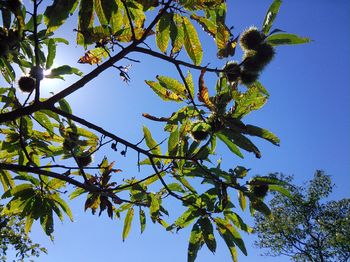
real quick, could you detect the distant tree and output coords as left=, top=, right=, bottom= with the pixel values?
left=0, top=205, right=46, bottom=262
left=254, top=171, right=350, bottom=262
left=0, top=0, right=310, bottom=261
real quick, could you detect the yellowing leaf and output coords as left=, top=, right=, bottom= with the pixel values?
left=197, top=69, right=214, bottom=109
left=145, top=80, right=183, bottom=102
left=156, top=12, right=171, bottom=53
left=182, top=16, right=203, bottom=65
left=122, top=207, right=134, bottom=241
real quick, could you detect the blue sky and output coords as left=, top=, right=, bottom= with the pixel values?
left=2, top=1, right=350, bottom=261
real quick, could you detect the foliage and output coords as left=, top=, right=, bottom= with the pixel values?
left=0, top=0, right=309, bottom=261
left=0, top=205, right=46, bottom=262
left=253, top=171, right=350, bottom=262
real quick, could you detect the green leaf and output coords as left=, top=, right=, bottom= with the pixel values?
left=174, top=208, right=198, bottom=229
left=94, top=0, right=118, bottom=25
left=145, top=80, right=183, bottom=102
left=139, top=208, right=146, bottom=234
left=44, top=0, right=79, bottom=33
left=166, top=182, right=184, bottom=193
left=143, top=125, right=162, bottom=155
left=268, top=184, right=293, bottom=198
left=266, top=33, right=312, bottom=46
left=244, top=125, right=280, bottom=146
left=156, top=12, right=171, bottom=53
left=168, top=126, right=179, bottom=156
left=0, top=170, right=14, bottom=191
left=250, top=199, right=271, bottom=217
left=262, top=0, right=282, bottom=35
left=232, top=85, right=268, bottom=118
left=170, top=13, right=184, bottom=56
left=34, top=111, right=54, bottom=134
left=58, top=99, right=72, bottom=114
left=51, top=194, right=73, bottom=221
left=198, top=217, right=216, bottom=253
left=77, top=0, right=95, bottom=45
left=157, top=75, right=187, bottom=98
left=224, top=211, right=253, bottom=233
left=215, top=217, right=247, bottom=256
left=190, top=14, right=217, bottom=38
left=46, top=65, right=83, bottom=79
left=187, top=222, right=204, bottom=262
left=122, top=207, right=134, bottom=241
left=215, top=219, right=238, bottom=262
left=69, top=188, right=87, bottom=200
left=238, top=190, right=246, bottom=211
left=46, top=39, right=57, bottom=70
left=217, top=132, right=244, bottom=158
left=182, top=16, right=203, bottom=65
left=25, top=216, right=34, bottom=234
left=185, top=71, right=195, bottom=99
left=149, top=193, right=160, bottom=223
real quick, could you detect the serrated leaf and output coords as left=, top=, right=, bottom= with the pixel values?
left=198, top=69, right=214, bottom=109
left=25, top=216, right=34, bottom=234
left=139, top=208, right=146, bottom=233
left=188, top=222, right=204, bottom=262
left=44, top=0, right=79, bottom=33
left=170, top=13, right=184, bottom=56
left=185, top=71, right=195, bottom=99
left=250, top=198, right=271, bottom=217
left=58, top=99, right=72, bottom=114
left=34, top=111, right=54, bottom=134
left=166, top=182, right=184, bottom=193
left=143, top=125, right=162, bottom=155
left=94, top=0, right=118, bottom=25
left=268, top=184, right=293, bottom=198
left=174, top=208, right=198, bottom=229
left=122, top=207, right=134, bottom=241
left=145, top=80, right=183, bottom=102
left=217, top=132, right=244, bottom=158
left=190, top=14, right=217, bottom=38
left=69, top=187, right=87, bottom=200
left=51, top=193, right=73, bottom=221
left=168, top=126, right=179, bottom=156
left=149, top=193, right=160, bottom=223
left=238, top=190, right=246, bottom=211
left=244, top=125, right=280, bottom=146
left=157, top=75, right=187, bottom=98
left=183, top=16, right=203, bottom=65
left=266, top=33, right=312, bottom=46
left=199, top=217, right=216, bottom=253
left=0, top=170, right=14, bottom=191
left=215, top=218, right=238, bottom=262
left=46, top=65, right=83, bottom=79
left=215, top=217, right=247, bottom=256
left=46, top=39, right=56, bottom=70
left=262, top=0, right=282, bottom=35
left=224, top=211, right=253, bottom=233
left=156, top=12, right=171, bottom=53
left=77, top=0, right=95, bottom=45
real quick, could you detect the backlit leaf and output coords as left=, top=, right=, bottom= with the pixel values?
left=143, top=125, right=162, bottom=155
left=266, top=33, right=312, bottom=46
left=156, top=12, right=171, bottom=53
left=145, top=80, right=183, bottom=102
left=217, top=132, right=243, bottom=158
left=183, top=16, right=203, bottom=65
left=199, top=217, right=216, bottom=253
left=139, top=208, right=146, bottom=233
left=44, top=0, right=78, bottom=33
left=122, top=207, right=134, bottom=241
left=262, top=0, right=282, bottom=35
left=188, top=221, right=204, bottom=262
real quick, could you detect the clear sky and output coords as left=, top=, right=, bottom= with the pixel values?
left=3, top=1, right=350, bottom=262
